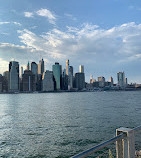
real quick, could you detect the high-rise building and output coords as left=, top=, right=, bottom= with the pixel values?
left=38, top=58, right=44, bottom=75
left=42, top=70, right=54, bottom=91
left=20, top=66, right=23, bottom=78
left=22, top=70, right=36, bottom=91
left=27, top=61, right=30, bottom=70
left=69, top=66, right=73, bottom=89
left=117, top=72, right=126, bottom=88
left=9, top=61, right=19, bottom=92
left=62, top=68, right=68, bottom=90
left=90, top=75, right=96, bottom=84
left=0, top=74, right=3, bottom=92
left=98, top=76, right=105, bottom=87
left=3, top=71, right=9, bottom=92
left=30, top=62, right=38, bottom=75
left=52, top=62, right=61, bottom=90
left=66, top=59, right=69, bottom=75
left=79, top=65, right=84, bottom=73
left=75, top=72, right=85, bottom=90
left=109, top=77, right=114, bottom=86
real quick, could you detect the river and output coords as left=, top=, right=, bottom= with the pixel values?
left=0, top=91, right=141, bottom=157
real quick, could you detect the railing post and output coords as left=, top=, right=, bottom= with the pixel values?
left=116, top=129, right=123, bottom=158
left=116, top=127, right=135, bottom=158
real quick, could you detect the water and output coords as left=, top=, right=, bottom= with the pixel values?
left=0, top=91, right=141, bottom=157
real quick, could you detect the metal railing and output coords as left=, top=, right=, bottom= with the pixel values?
left=71, top=125, right=141, bottom=158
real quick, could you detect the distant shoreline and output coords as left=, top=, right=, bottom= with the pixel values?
left=0, top=88, right=141, bottom=94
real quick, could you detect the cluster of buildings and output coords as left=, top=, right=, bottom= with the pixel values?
left=0, top=59, right=85, bottom=92
left=86, top=72, right=128, bottom=91
left=0, top=58, right=140, bottom=93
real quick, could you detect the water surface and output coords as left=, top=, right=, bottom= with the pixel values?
left=0, top=91, right=141, bottom=157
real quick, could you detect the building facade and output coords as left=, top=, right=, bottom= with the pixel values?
left=30, top=62, right=38, bottom=75
left=9, top=61, right=19, bottom=92
left=117, top=72, right=126, bottom=88
left=42, top=70, right=54, bottom=91
left=79, top=65, right=84, bottom=73
left=75, top=72, right=85, bottom=90
left=52, top=62, right=61, bottom=90
left=38, top=58, right=44, bottom=75
left=109, top=76, right=114, bottom=86
left=66, top=59, right=69, bottom=76
left=98, top=76, right=105, bottom=87
left=22, top=70, right=36, bottom=91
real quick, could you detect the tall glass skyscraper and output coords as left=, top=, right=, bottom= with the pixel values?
left=38, top=58, right=44, bottom=75
left=30, top=62, right=38, bottom=75
left=9, top=61, right=19, bottom=92
left=66, top=59, right=69, bottom=76
left=52, top=62, right=61, bottom=90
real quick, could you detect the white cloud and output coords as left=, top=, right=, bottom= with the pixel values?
left=0, top=21, right=22, bottom=26
left=13, top=22, right=22, bottom=26
left=1, top=22, right=141, bottom=82
left=0, top=22, right=10, bottom=25
left=36, top=8, right=56, bottom=24
left=24, top=12, right=34, bottom=18
left=15, top=22, right=141, bottom=64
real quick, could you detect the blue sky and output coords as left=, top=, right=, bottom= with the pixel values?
left=1, top=0, right=141, bottom=83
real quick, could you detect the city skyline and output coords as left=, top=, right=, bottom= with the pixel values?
left=1, top=0, right=141, bottom=83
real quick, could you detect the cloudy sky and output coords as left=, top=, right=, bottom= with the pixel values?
left=1, top=0, right=141, bottom=83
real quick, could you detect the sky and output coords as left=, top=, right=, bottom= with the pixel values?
left=1, top=0, right=141, bottom=83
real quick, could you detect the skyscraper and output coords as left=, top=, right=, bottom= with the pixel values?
left=20, top=66, right=23, bottom=78
left=27, top=61, right=30, bottom=70
left=66, top=59, right=69, bottom=75
left=22, top=70, right=36, bottom=91
left=117, top=72, right=126, bottom=88
left=30, top=62, right=38, bottom=75
left=3, top=71, right=9, bottom=92
left=38, top=58, right=44, bottom=75
left=69, top=66, right=73, bottom=89
left=79, top=65, right=84, bottom=73
left=109, top=77, right=114, bottom=86
left=52, top=62, right=61, bottom=90
left=42, top=70, right=54, bottom=91
left=9, top=61, right=19, bottom=92
left=75, top=72, right=85, bottom=90
left=98, top=76, right=105, bottom=87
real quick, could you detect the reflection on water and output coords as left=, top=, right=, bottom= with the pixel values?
left=0, top=91, right=141, bottom=157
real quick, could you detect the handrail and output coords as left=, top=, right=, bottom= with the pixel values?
left=71, top=133, right=125, bottom=158
left=133, top=125, right=141, bottom=132
left=71, top=126, right=141, bottom=158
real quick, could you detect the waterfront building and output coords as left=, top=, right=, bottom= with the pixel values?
left=75, top=72, right=85, bottom=90
left=30, top=62, right=38, bottom=90
left=42, top=70, right=54, bottom=91
left=109, top=77, right=114, bottom=86
left=3, top=71, right=9, bottom=91
left=38, top=58, right=44, bottom=75
left=9, top=61, right=19, bottom=92
left=20, top=66, right=23, bottom=78
left=98, top=76, right=105, bottom=87
left=0, top=74, right=3, bottom=92
left=36, top=74, right=42, bottom=91
left=52, top=62, right=61, bottom=90
left=117, top=72, right=126, bottom=88
left=66, top=59, right=69, bottom=76
left=22, top=70, right=36, bottom=91
left=62, top=68, right=68, bottom=90
left=90, top=75, right=96, bottom=84
left=69, top=66, right=73, bottom=89
left=79, top=65, right=84, bottom=73
left=30, top=62, right=38, bottom=75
